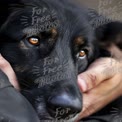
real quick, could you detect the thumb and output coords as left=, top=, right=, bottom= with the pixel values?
left=78, top=58, right=118, bottom=92
left=0, top=54, right=20, bottom=90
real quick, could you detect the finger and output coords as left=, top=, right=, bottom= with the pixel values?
left=78, top=58, right=119, bottom=92
left=0, top=54, right=20, bottom=90
left=77, top=74, right=122, bottom=120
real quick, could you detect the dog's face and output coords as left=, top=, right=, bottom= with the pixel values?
left=0, top=0, right=99, bottom=121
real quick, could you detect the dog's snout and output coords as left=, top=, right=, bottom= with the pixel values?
left=47, top=92, right=82, bottom=119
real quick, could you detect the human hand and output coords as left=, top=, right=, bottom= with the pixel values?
left=77, top=57, right=122, bottom=120
left=0, top=54, right=19, bottom=90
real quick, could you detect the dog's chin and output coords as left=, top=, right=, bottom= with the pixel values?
left=36, top=104, right=80, bottom=121
left=37, top=109, right=80, bottom=121
left=39, top=114, right=79, bottom=122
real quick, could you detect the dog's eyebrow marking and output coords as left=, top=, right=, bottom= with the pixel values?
left=50, top=28, right=58, bottom=39
left=75, top=36, right=85, bottom=45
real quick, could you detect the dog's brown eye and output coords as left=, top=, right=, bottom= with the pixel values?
left=75, top=36, right=84, bottom=45
left=28, top=37, right=40, bottom=45
left=77, top=50, right=86, bottom=59
left=79, top=50, right=86, bottom=57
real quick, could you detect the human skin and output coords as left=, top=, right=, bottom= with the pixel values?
left=77, top=44, right=122, bottom=120
left=0, top=54, right=19, bottom=90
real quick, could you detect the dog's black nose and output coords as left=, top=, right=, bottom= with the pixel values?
left=47, top=92, right=82, bottom=119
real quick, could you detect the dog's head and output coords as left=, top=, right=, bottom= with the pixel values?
left=1, top=0, right=120, bottom=121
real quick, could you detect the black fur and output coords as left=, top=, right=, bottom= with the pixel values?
left=0, top=0, right=122, bottom=121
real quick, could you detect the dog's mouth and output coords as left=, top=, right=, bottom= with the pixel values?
left=38, top=113, right=79, bottom=122
left=35, top=105, right=80, bottom=121
left=21, top=88, right=81, bottom=121
left=35, top=100, right=80, bottom=121
left=47, top=108, right=79, bottom=120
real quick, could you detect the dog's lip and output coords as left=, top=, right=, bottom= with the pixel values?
left=46, top=108, right=79, bottom=122
left=66, top=114, right=79, bottom=122
left=50, top=114, right=79, bottom=122
left=39, top=114, right=79, bottom=122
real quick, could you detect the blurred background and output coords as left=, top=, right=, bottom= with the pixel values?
left=76, top=0, right=122, bottom=21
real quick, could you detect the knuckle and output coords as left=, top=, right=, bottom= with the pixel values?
left=85, top=73, right=97, bottom=89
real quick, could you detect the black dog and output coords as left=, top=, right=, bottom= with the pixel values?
left=0, top=0, right=122, bottom=121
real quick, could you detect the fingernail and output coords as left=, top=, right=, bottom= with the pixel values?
left=78, top=76, right=87, bottom=92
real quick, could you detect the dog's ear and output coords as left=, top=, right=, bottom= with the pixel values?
left=95, top=21, right=122, bottom=58
left=95, top=21, right=122, bottom=50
